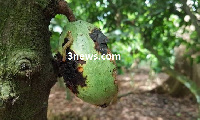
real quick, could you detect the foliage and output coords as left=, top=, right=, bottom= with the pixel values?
left=50, top=0, right=199, bottom=73
left=49, top=0, right=200, bottom=117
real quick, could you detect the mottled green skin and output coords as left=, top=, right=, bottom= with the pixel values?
left=61, top=20, right=118, bottom=106
left=80, top=59, right=117, bottom=106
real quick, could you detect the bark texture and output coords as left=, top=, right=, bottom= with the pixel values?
left=0, top=0, right=57, bottom=119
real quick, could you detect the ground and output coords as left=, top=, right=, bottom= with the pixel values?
left=48, top=68, right=198, bottom=120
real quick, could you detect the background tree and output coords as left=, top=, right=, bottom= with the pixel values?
left=50, top=0, right=200, bottom=114
left=50, top=0, right=200, bottom=97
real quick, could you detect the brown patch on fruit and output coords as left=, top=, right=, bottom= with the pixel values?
left=112, top=68, right=118, bottom=85
left=57, top=49, right=87, bottom=94
left=77, top=66, right=83, bottom=73
left=105, top=49, right=118, bottom=86
left=89, top=28, right=108, bottom=55
left=107, top=49, right=116, bottom=64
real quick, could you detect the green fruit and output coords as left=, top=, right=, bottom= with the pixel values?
left=59, top=20, right=118, bottom=107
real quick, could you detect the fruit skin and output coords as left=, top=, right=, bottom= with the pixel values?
left=59, top=20, right=118, bottom=107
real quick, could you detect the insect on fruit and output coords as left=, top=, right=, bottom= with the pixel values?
left=58, top=20, right=118, bottom=107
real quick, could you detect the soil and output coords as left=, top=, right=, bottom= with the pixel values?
left=48, top=68, right=198, bottom=120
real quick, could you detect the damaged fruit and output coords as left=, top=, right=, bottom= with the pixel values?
left=59, top=20, right=118, bottom=107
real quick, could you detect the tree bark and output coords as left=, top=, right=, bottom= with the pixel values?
left=0, top=0, right=58, bottom=119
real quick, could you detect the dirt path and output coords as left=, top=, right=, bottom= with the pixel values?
left=48, top=69, right=198, bottom=120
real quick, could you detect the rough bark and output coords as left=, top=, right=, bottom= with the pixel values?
left=0, top=0, right=58, bottom=119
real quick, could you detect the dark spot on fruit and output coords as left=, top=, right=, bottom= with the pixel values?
left=55, top=50, right=87, bottom=94
left=98, top=103, right=108, bottom=108
left=62, top=38, right=69, bottom=47
left=104, top=88, right=107, bottom=92
left=89, top=28, right=108, bottom=54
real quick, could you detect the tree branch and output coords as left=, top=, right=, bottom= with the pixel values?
left=57, top=0, right=76, bottom=22
left=118, top=91, right=134, bottom=99
left=43, top=0, right=76, bottom=21
left=180, top=0, right=200, bottom=39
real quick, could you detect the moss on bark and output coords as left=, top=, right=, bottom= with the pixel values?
left=0, top=0, right=57, bottom=119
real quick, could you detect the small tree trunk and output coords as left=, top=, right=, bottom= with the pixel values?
left=0, top=0, right=57, bottom=119
left=153, top=45, right=200, bottom=98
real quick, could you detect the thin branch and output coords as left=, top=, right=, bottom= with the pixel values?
left=180, top=0, right=200, bottom=39
left=57, top=0, right=76, bottom=22
left=117, top=91, right=134, bottom=99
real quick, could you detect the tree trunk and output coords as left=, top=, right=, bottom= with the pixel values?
left=153, top=45, right=200, bottom=98
left=0, top=0, right=57, bottom=119
left=162, top=45, right=192, bottom=97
